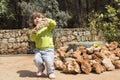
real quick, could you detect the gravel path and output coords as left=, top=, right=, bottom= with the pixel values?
left=0, top=55, right=120, bottom=80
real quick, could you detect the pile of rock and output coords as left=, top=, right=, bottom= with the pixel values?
left=54, top=41, right=120, bottom=74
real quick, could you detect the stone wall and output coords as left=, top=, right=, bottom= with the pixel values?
left=0, top=29, right=30, bottom=54
left=53, top=28, right=104, bottom=49
left=0, top=28, right=104, bottom=54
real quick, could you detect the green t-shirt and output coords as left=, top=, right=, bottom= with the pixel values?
left=30, top=18, right=56, bottom=50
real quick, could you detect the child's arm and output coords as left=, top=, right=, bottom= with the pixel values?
left=47, top=18, right=56, bottom=30
left=30, top=29, right=37, bottom=41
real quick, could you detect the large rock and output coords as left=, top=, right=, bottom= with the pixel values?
left=113, top=60, right=120, bottom=69
left=81, top=61, right=92, bottom=74
left=102, top=58, right=115, bottom=71
left=92, top=62, right=106, bottom=74
left=63, top=58, right=81, bottom=74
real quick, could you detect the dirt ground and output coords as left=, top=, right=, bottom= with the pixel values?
left=0, top=54, right=120, bottom=80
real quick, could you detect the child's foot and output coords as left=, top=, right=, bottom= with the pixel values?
left=36, top=71, right=43, bottom=77
left=49, top=73, right=56, bottom=79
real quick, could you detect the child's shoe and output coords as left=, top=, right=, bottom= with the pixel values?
left=36, top=71, right=43, bottom=77
left=49, top=73, right=56, bottom=79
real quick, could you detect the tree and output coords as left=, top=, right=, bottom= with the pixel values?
left=42, top=0, right=71, bottom=28
left=88, top=0, right=120, bottom=44
left=0, top=0, right=15, bottom=29
left=0, top=0, right=8, bottom=15
left=18, top=0, right=42, bottom=28
left=18, top=0, right=71, bottom=28
left=1, top=0, right=119, bottom=29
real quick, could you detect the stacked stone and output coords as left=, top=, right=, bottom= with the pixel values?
left=53, top=28, right=104, bottom=49
left=0, top=28, right=103, bottom=54
left=0, top=29, right=30, bottom=54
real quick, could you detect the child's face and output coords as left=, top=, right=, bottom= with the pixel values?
left=33, top=17, right=43, bottom=25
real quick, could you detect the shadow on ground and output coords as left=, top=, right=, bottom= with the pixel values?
left=17, top=70, right=48, bottom=78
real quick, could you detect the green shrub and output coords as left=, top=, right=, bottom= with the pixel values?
left=88, top=0, right=120, bottom=46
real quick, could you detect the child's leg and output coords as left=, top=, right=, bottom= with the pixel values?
left=34, top=50, right=45, bottom=72
left=42, top=48, right=55, bottom=75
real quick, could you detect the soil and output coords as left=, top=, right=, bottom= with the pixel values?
left=0, top=54, right=120, bottom=80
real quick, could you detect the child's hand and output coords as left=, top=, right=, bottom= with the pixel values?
left=32, top=28, right=37, bottom=34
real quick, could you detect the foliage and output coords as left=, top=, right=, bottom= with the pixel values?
left=0, top=0, right=8, bottom=15
left=0, top=0, right=119, bottom=29
left=18, top=0, right=42, bottom=16
left=42, top=0, right=71, bottom=28
left=88, top=0, right=120, bottom=44
left=0, top=0, right=14, bottom=19
left=18, top=0, right=43, bottom=28
left=18, top=0, right=71, bottom=28
left=0, top=0, right=15, bottom=29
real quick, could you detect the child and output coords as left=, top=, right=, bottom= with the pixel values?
left=29, top=11, right=56, bottom=79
